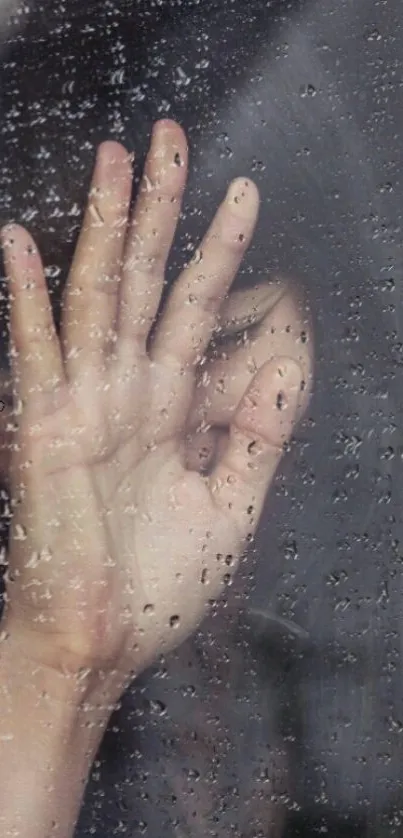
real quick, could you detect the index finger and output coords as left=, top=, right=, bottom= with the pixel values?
left=150, top=177, right=260, bottom=369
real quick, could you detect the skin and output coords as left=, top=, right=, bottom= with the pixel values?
left=0, top=119, right=312, bottom=838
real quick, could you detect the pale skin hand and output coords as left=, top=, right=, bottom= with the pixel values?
left=0, top=119, right=312, bottom=698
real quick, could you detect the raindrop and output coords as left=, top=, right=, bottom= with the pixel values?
left=251, top=158, right=266, bottom=172
left=365, top=27, right=382, bottom=42
left=381, top=277, right=395, bottom=292
left=276, top=391, right=284, bottom=410
left=169, top=614, right=180, bottom=628
left=299, top=83, right=317, bottom=98
left=44, top=265, right=61, bottom=279
left=215, top=378, right=225, bottom=393
left=88, top=204, right=105, bottom=226
left=143, top=174, right=155, bottom=193
left=13, top=523, right=27, bottom=541
left=191, top=248, right=203, bottom=264
left=148, top=698, right=166, bottom=716
left=143, top=603, right=154, bottom=615
left=180, top=683, right=196, bottom=697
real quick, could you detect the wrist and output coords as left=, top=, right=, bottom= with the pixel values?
left=0, top=633, right=113, bottom=838
left=0, top=619, right=129, bottom=734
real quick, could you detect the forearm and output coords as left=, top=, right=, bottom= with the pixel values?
left=0, top=630, right=118, bottom=838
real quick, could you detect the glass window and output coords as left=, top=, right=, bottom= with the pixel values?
left=0, top=1, right=401, bottom=836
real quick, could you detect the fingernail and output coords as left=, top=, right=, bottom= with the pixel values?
left=226, top=178, right=259, bottom=216
left=274, top=358, right=304, bottom=436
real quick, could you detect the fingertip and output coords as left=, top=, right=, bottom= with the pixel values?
left=152, top=118, right=187, bottom=139
left=151, top=119, right=189, bottom=165
left=0, top=225, right=39, bottom=267
left=95, top=141, right=134, bottom=175
left=226, top=177, right=260, bottom=214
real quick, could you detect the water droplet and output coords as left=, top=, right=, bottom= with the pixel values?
left=379, top=181, right=393, bottom=194
left=251, top=158, right=266, bottom=172
left=299, top=83, right=317, bottom=98
left=365, top=27, right=382, bottom=42
left=191, top=248, right=203, bottom=264
left=180, top=683, right=196, bottom=697
left=169, top=614, right=180, bottom=628
left=276, top=391, right=284, bottom=410
left=149, top=698, right=166, bottom=716
left=13, top=523, right=27, bottom=541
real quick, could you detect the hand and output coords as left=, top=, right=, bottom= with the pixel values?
left=0, top=120, right=312, bottom=699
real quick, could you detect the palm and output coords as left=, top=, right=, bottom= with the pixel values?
left=1, top=121, right=310, bottom=682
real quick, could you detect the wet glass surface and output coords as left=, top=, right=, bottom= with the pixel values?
left=0, top=1, right=403, bottom=836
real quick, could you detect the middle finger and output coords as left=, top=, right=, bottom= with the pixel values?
left=117, top=120, right=188, bottom=355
